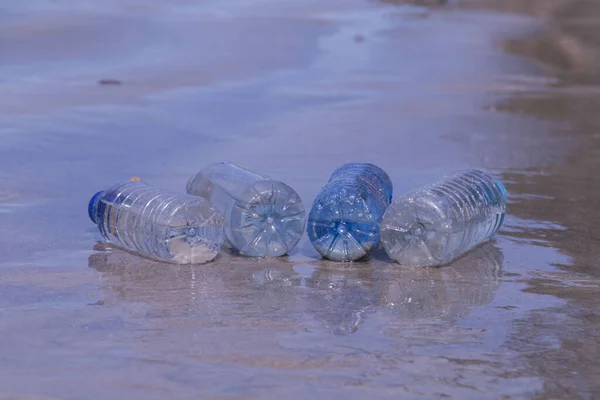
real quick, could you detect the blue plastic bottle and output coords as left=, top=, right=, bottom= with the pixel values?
left=307, top=163, right=393, bottom=261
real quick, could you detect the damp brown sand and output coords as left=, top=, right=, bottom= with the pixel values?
left=1, top=0, right=600, bottom=398
left=461, top=0, right=600, bottom=398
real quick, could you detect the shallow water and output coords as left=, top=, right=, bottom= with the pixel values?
left=1, top=0, right=599, bottom=398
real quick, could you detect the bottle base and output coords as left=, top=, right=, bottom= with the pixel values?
left=308, top=186, right=381, bottom=262
left=381, top=201, right=452, bottom=267
left=227, top=180, right=306, bottom=258
left=309, top=222, right=376, bottom=262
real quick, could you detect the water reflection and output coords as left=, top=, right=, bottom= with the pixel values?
left=302, top=263, right=378, bottom=335
left=304, top=243, right=502, bottom=335
left=380, top=244, right=503, bottom=320
left=89, top=241, right=503, bottom=336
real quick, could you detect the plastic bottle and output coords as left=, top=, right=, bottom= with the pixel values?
left=88, top=181, right=225, bottom=264
left=186, top=162, right=306, bottom=257
left=307, top=163, right=393, bottom=262
left=380, top=169, right=506, bottom=267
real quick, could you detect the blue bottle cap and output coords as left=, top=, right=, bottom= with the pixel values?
left=88, top=191, right=104, bottom=224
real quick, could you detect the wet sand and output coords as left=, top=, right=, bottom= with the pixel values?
left=1, top=0, right=600, bottom=398
left=463, top=1, right=600, bottom=398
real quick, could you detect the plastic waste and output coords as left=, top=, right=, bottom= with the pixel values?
left=380, top=169, right=506, bottom=267
left=88, top=180, right=224, bottom=264
left=186, top=162, right=306, bottom=257
left=307, top=163, right=393, bottom=261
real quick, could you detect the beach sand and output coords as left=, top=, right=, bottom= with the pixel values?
left=0, top=0, right=599, bottom=398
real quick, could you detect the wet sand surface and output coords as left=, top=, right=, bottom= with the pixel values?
left=1, top=0, right=599, bottom=398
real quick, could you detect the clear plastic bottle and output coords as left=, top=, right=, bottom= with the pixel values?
left=186, top=162, right=306, bottom=257
left=88, top=181, right=225, bottom=264
left=307, top=163, right=393, bottom=262
left=380, top=169, right=507, bottom=267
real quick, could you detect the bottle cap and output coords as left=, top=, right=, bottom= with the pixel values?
left=88, top=191, right=104, bottom=224
left=493, top=179, right=508, bottom=202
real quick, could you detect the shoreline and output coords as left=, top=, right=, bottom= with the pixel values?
left=463, top=0, right=600, bottom=85
left=462, top=1, right=600, bottom=397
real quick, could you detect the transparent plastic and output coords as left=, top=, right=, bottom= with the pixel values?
left=88, top=181, right=225, bottom=264
left=380, top=169, right=507, bottom=267
left=307, top=163, right=393, bottom=261
left=186, top=162, right=306, bottom=257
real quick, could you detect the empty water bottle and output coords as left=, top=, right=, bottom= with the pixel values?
left=186, top=162, right=306, bottom=257
left=307, top=163, right=393, bottom=262
left=88, top=181, right=225, bottom=264
left=380, top=169, right=506, bottom=267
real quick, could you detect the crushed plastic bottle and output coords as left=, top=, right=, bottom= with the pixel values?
left=88, top=181, right=224, bottom=264
left=380, top=169, right=506, bottom=267
left=186, top=162, right=306, bottom=257
left=307, top=163, right=393, bottom=262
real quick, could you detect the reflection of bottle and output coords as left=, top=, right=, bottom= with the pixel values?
left=89, top=181, right=224, bottom=264
left=251, top=267, right=303, bottom=288
left=247, top=263, right=377, bottom=335
left=187, top=162, right=306, bottom=258
left=303, top=265, right=377, bottom=335
left=377, top=243, right=503, bottom=321
left=88, top=243, right=204, bottom=290
left=307, top=163, right=393, bottom=262
left=381, top=169, right=506, bottom=267
left=88, top=245, right=302, bottom=319
left=88, top=243, right=232, bottom=321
